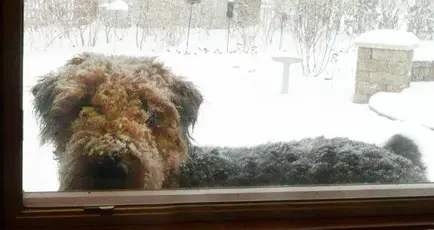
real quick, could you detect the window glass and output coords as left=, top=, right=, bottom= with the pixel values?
left=23, top=0, right=434, bottom=193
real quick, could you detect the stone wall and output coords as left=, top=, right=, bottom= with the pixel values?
left=352, top=30, right=420, bottom=104
left=411, top=60, right=434, bottom=81
left=353, top=47, right=414, bottom=103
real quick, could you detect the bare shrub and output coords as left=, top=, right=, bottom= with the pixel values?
left=71, top=0, right=99, bottom=47
left=286, top=0, right=344, bottom=77
left=131, top=0, right=151, bottom=50
left=150, top=0, right=188, bottom=48
left=232, top=0, right=262, bottom=52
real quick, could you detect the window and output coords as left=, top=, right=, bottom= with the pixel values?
left=3, top=0, right=434, bottom=229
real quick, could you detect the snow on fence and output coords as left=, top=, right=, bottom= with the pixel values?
left=411, top=61, right=434, bottom=82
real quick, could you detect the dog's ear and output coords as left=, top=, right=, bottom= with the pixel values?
left=31, top=51, right=94, bottom=132
left=31, top=73, right=59, bottom=145
left=383, top=134, right=425, bottom=170
left=170, top=77, right=203, bottom=139
left=31, top=52, right=92, bottom=116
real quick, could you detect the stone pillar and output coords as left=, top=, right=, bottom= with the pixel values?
left=352, top=30, right=420, bottom=104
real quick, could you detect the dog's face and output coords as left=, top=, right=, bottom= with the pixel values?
left=31, top=52, right=203, bottom=191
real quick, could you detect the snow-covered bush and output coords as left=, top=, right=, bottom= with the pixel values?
left=343, top=0, right=405, bottom=37
left=343, top=0, right=380, bottom=36
left=377, top=0, right=402, bottom=30
left=230, top=0, right=262, bottom=52
left=407, top=0, right=434, bottom=40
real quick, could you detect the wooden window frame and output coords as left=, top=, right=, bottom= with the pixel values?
left=3, top=0, right=434, bottom=229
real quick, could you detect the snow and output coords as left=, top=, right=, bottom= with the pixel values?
left=355, top=29, right=420, bottom=50
left=103, top=0, right=128, bottom=11
left=21, top=27, right=434, bottom=192
left=414, top=41, right=434, bottom=61
left=269, top=50, right=302, bottom=63
left=369, top=83, right=434, bottom=130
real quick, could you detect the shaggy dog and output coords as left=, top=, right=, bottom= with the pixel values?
left=31, top=52, right=428, bottom=191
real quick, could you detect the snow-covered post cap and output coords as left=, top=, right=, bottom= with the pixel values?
left=354, top=29, right=420, bottom=50
left=267, top=50, right=302, bottom=63
left=103, top=0, right=129, bottom=11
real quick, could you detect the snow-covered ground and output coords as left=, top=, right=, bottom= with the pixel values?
left=369, top=83, right=434, bottom=130
left=22, top=28, right=434, bottom=192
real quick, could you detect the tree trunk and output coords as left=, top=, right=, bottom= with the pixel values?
left=185, top=3, right=194, bottom=54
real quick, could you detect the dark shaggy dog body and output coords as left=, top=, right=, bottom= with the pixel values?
left=31, top=52, right=428, bottom=191
left=165, top=135, right=427, bottom=188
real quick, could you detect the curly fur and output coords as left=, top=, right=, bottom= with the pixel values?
left=31, top=52, right=428, bottom=191
left=164, top=134, right=427, bottom=188
left=32, top=52, right=203, bottom=190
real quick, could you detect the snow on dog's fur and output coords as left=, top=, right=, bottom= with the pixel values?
left=32, top=52, right=202, bottom=191
left=31, top=52, right=428, bottom=191
left=166, top=134, right=428, bottom=188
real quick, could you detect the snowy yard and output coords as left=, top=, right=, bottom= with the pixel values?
left=22, top=25, right=434, bottom=192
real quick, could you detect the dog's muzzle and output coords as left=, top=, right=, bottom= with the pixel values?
left=65, top=131, right=164, bottom=191
left=83, top=154, right=131, bottom=190
left=68, top=149, right=145, bottom=191
left=79, top=155, right=132, bottom=190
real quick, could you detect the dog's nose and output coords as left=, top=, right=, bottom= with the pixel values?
left=85, top=154, right=131, bottom=190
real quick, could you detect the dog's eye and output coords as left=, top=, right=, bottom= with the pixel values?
left=79, top=97, right=93, bottom=107
left=78, top=97, right=103, bottom=114
left=146, top=110, right=158, bottom=127
left=141, top=100, right=149, bottom=111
